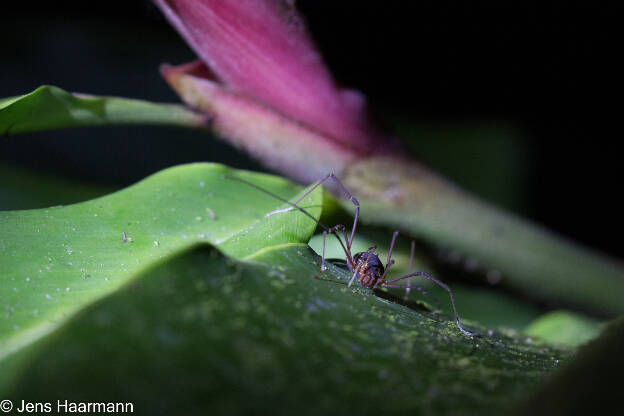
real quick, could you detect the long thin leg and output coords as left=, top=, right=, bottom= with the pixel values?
left=320, top=230, right=328, bottom=272
left=380, top=231, right=400, bottom=281
left=329, top=224, right=354, bottom=268
left=383, top=283, right=441, bottom=308
left=374, top=233, right=438, bottom=305
left=226, top=174, right=362, bottom=282
left=406, top=240, right=416, bottom=296
left=316, top=224, right=354, bottom=276
left=267, top=173, right=360, bottom=249
left=315, top=224, right=359, bottom=283
left=384, top=272, right=475, bottom=337
left=348, top=270, right=359, bottom=287
left=225, top=175, right=329, bottom=230
left=340, top=227, right=351, bottom=252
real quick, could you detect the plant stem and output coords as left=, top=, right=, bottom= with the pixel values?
left=341, top=156, right=624, bottom=316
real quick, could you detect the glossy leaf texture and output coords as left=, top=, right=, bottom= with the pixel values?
left=0, top=163, right=321, bottom=360
left=0, top=85, right=206, bottom=135
left=2, top=246, right=568, bottom=415
left=0, top=163, right=572, bottom=414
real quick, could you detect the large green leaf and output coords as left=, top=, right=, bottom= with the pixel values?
left=0, top=163, right=574, bottom=414
left=0, top=163, right=321, bottom=360
left=1, top=245, right=568, bottom=415
left=0, top=85, right=206, bottom=135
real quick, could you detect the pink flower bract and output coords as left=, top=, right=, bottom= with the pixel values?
left=154, top=0, right=392, bottom=153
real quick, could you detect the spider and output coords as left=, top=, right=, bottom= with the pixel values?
left=227, top=173, right=475, bottom=337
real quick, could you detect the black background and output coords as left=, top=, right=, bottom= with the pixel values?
left=1, top=1, right=621, bottom=259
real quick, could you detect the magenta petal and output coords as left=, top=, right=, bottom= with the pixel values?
left=161, top=61, right=358, bottom=183
left=154, top=0, right=388, bottom=151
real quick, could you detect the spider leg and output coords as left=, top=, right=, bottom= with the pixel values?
left=406, top=240, right=416, bottom=297
left=384, top=272, right=475, bottom=337
left=269, top=173, right=360, bottom=249
left=225, top=175, right=357, bottom=278
left=319, top=230, right=328, bottom=272
left=315, top=224, right=353, bottom=278
left=383, top=283, right=441, bottom=309
left=380, top=231, right=400, bottom=281
left=348, top=270, right=359, bottom=287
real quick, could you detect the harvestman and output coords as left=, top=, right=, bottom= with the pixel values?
left=227, top=173, right=475, bottom=337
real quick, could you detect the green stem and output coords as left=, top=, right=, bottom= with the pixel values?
left=341, top=156, right=624, bottom=316
left=0, top=85, right=207, bottom=135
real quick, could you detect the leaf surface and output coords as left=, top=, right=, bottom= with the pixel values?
left=0, top=86, right=205, bottom=135
left=0, top=164, right=573, bottom=415
left=2, top=246, right=568, bottom=415
left=0, top=163, right=321, bottom=360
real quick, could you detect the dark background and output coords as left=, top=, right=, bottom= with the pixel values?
left=1, top=1, right=621, bottom=259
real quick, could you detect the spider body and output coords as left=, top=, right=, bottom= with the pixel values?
left=350, top=251, right=385, bottom=288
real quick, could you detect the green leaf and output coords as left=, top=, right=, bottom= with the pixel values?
left=524, top=310, right=603, bottom=347
left=310, top=231, right=543, bottom=331
left=0, top=86, right=206, bottom=135
left=1, top=245, right=569, bottom=415
left=0, top=163, right=321, bottom=360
